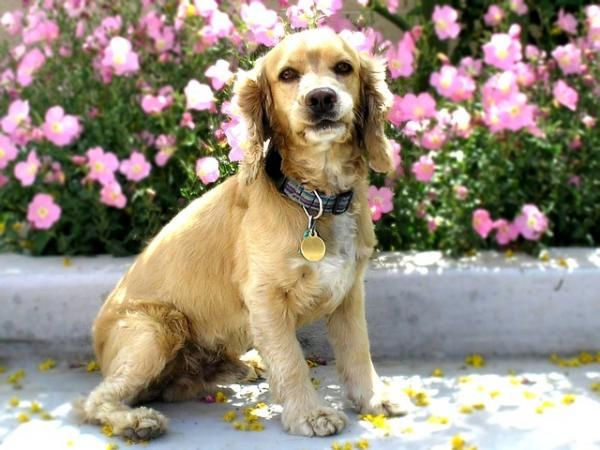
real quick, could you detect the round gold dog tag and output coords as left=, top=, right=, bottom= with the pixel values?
left=300, top=235, right=326, bottom=262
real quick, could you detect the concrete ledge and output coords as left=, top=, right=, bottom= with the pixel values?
left=1, top=249, right=600, bottom=358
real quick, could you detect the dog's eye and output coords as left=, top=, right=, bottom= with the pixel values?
left=333, top=62, right=353, bottom=75
left=279, top=68, right=299, bottom=82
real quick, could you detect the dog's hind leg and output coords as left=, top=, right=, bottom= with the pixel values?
left=77, top=305, right=188, bottom=440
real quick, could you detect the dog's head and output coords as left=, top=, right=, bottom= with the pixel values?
left=234, top=28, right=394, bottom=184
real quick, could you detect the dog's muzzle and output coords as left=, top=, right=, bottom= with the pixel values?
left=306, top=87, right=337, bottom=118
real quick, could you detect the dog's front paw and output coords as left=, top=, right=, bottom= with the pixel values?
left=111, top=406, right=168, bottom=441
left=360, top=392, right=411, bottom=417
left=352, top=383, right=412, bottom=417
left=283, top=406, right=347, bottom=436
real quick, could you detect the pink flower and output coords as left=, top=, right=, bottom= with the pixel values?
left=368, top=186, right=394, bottom=221
left=22, top=17, right=59, bottom=45
left=120, top=151, right=151, bottom=182
left=389, top=139, right=402, bottom=171
left=315, top=0, right=343, bottom=16
left=185, top=80, right=215, bottom=111
left=432, top=5, right=460, bottom=40
left=556, top=9, right=577, bottom=34
left=484, top=4, right=504, bottom=27
left=512, top=62, right=536, bottom=87
left=338, top=28, right=379, bottom=54
left=509, top=0, right=528, bottom=16
left=286, top=0, right=342, bottom=28
left=0, top=172, right=8, bottom=187
left=399, top=93, right=437, bottom=122
left=196, top=156, right=220, bottom=184
left=1, top=11, right=23, bottom=36
left=421, top=127, right=447, bottom=150
left=86, top=147, right=119, bottom=185
left=454, top=185, right=468, bottom=200
left=180, top=112, right=195, bottom=129
left=224, top=120, right=247, bottom=162
left=430, top=65, right=475, bottom=102
left=514, top=204, right=548, bottom=241
left=0, top=134, right=18, bottom=169
left=458, top=57, right=482, bottom=77
left=141, top=94, right=169, bottom=114
left=64, top=0, right=87, bottom=18
left=204, top=9, right=234, bottom=40
left=241, top=1, right=278, bottom=30
left=582, top=115, right=596, bottom=128
left=472, top=209, right=493, bottom=238
left=386, top=33, right=415, bottom=78
left=153, top=26, right=175, bottom=53
left=1, top=100, right=29, bottom=136
left=241, top=1, right=284, bottom=47
left=252, top=22, right=285, bottom=47
left=482, top=71, right=519, bottom=105
left=141, top=87, right=173, bottom=115
left=14, top=151, right=40, bottom=186
left=411, top=155, right=435, bottom=182
left=483, top=33, right=522, bottom=70
left=102, top=37, right=140, bottom=76
left=552, top=44, right=582, bottom=75
left=155, top=134, right=176, bottom=166
left=205, top=59, right=234, bottom=90
left=100, top=181, right=127, bottom=208
left=194, top=0, right=218, bottom=17
left=493, top=219, right=519, bottom=245
left=286, top=2, right=310, bottom=29
left=27, top=193, right=61, bottom=230
left=16, top=48, right=46, bottom=87
left=43, top=106, right=81, bottom=147
left=553, top=80, right=578, bottom=111
left=451, top=107, right=472, bottom=137
left=498, top=93, right=536, bottom=131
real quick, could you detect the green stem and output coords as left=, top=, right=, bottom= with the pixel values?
left=369, top=1, right=410, bottom=31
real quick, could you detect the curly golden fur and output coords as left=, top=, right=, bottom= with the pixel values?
left=78, top=28, right=408, bottom=440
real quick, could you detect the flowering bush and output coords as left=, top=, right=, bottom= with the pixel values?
left=0, top=0, right=599, bottom=256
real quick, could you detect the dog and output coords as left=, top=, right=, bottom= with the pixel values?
left=78, top=27, right=407, bottom=440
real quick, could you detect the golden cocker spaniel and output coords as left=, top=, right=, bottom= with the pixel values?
left=79, top=28, right=408, bottom=440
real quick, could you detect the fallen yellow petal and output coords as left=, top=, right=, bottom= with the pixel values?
left=451, top=434, right=466, bottom=450
left=223, top=411, right=237, bottom=422
left=427, top=415, right=449, bottom=425
left=101, top=423, right=114, bottom=437
left=38, top=358, right=57, bottom=372
left=355, top=438, right=370, bottom=449
left=465, top=354, right=485, bottom=368
left=30, top=401, right=42, bottom=413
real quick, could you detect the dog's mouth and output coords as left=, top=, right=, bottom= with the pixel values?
left=310, top=119, right=344, bottom=132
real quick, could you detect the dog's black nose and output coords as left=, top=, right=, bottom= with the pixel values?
left=306, top=88, right=337, bottom=115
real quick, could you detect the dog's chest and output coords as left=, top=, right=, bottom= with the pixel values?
left=294, top=213, right=358, bottom=313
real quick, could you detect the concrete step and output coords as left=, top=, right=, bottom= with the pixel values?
left=1, top=249, right=600, bottom=358
left=1, top=355, right=599, bottom=450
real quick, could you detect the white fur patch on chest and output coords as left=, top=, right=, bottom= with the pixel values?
left=293, top=213, right=358, bottom=312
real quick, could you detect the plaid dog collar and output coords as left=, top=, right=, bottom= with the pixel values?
left=265, top=147, right=354, bottom=216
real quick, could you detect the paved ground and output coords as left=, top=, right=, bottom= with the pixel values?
left=1, top=355, right=600, bottom=450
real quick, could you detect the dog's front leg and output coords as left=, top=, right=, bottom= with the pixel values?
left=247, top=288, right=347, bottom=436
left=327, top=271, right=411, bottom=416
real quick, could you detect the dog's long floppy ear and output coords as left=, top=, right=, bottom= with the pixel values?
left=357, top=54, right=395, bottom=173
left=233, top=56, right=272, bottom=184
